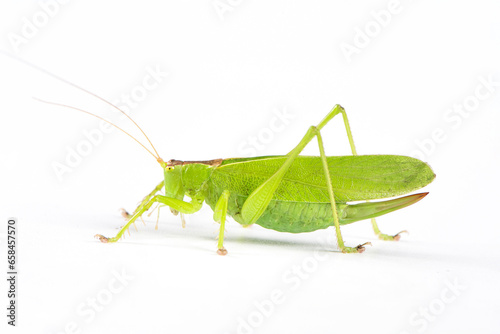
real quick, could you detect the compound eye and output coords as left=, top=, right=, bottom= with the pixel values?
left=166, top=166, right=174, bottom=171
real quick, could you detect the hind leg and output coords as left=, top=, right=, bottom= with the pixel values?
left=321, top=105, right=408, bottom=241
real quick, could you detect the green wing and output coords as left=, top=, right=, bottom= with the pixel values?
left=212, top=155, right=435, bottom=202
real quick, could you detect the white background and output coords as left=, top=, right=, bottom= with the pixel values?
left=1, top=1, right=500, bottom=333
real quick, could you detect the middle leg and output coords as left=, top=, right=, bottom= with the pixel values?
left=213, top=190, right=230, bottom=255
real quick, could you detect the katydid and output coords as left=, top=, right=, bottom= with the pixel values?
left=40, top=97, right=435, bottom=254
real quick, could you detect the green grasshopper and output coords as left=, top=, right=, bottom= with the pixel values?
left=41, top=95, right=435, bottom=254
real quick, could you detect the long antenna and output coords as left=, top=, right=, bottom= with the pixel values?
left=54, top=78, right=161, bottom=159
left=0, top=50, right=161, bottom=159
left=34, top=98, right=159, bottom=160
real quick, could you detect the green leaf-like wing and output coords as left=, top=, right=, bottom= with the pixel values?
left=213, top=155, right=435, bottom=202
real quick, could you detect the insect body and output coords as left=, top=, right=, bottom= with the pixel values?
left=204, top=155, right=432, bottom=234
left=79, top=104, right=434, bottom=254
left=17, top=53, right=434, bottom=254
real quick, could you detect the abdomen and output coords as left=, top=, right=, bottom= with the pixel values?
left=203, top=182, right=340, bottom=233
